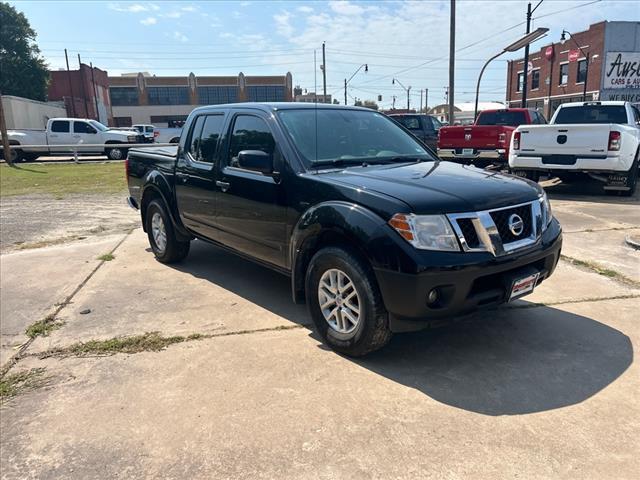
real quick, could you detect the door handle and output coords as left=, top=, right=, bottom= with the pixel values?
left=216, top=180, right=230, bottom=192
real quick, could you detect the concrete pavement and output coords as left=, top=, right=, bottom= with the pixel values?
left=1, top=183, right=639, bottom=479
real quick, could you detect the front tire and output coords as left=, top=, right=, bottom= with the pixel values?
left=106, top=146, right=126, bottom=160
left=145, top=200, right=190, bottom=263
left=305, top=247, right=392, bottom=357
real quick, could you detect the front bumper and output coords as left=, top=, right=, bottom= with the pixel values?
left=373, top=221, right=562, bottom=329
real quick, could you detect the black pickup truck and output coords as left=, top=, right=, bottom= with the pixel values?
left=126, top=103, right=562, bottom=356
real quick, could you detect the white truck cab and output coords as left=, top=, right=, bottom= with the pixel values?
left=509, top=101, right=640, bottom=195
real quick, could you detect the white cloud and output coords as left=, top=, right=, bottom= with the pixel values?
left=328, top=1, right=364, bottom=16
left=181, top=5, right=197, bottom=12
left=173, top=31, right=188, bottom=42
left=149, top=4, right=160, bottom=11
left=140, top=17, right=157, bottom=26
left=298, top=6, right=314, bottom=14
left=108, top=3, right=148, bottom=13
left=162, top=11, right=183, bottom=18
left=240, top=1, right=251, bottom=6
left=274, top=11, right=293, bottom=37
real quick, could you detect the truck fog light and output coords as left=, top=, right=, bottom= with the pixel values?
left=427, top=289, right=439, bottom=306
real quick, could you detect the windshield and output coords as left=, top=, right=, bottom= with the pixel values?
left=277, top=109, right=434, bottom=167
left=476, top=110, right=526, bottom=126
left=89, top=120, right=108, bottom=132
left=554, top=105, right=628, bottom=124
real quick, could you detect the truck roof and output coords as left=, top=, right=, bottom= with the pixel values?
left=189, top=102, right=373, bottom=115
left=558, top=101, right=628, bottom=108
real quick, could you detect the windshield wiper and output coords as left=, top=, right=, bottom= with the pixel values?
left=311, top=158, right=371, bottom=168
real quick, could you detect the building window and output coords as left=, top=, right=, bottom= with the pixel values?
left=147, top=87, right=189, bottom=105
left=516, top=73, right=524, bottom=92
left=531, top=70, right=540, bottom=90
left=577, top=59, right=587, bottom=84
left=559, top=63, right=569, bottom=85
left=110, top=87, right=139, bottom=106
left=197, top=86, right=238, bottom=105
left=246, top=85, right=286, bottom=102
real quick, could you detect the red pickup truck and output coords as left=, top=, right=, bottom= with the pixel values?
left=437, top=108, right=546, bottom=166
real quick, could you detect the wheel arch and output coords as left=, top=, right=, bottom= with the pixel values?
left=290, top=201, right=391, bottom=304
left=139, top=178, right=191, bottom=241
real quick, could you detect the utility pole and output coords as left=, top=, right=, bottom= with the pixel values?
left=344, top=78, right=347, bottom=106
left=392, top=95, right=396, bottom=109
left=90, top=62, right=100, bottom=122
left=64, top=49, right=76, bottom=117
left=77, top=54, right=89, bottom=118
left=425, top=88, right=429, bottom=112
left=406, top=86, right=411, bottom=110
left=522, top=0, right=544, bottom=107
left=321, top=42, right=327, bottom=104
left=0, top=90, right=15, bottom=166
left=448, top=0, right=455, bottom=124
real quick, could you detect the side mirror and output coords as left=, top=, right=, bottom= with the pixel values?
left=88, top=128, right=97, bottom=134
left=238, top=150, right=273, bottom=174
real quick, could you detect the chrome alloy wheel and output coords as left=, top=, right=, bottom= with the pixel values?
left=151, top=212, right=167, bottom=253
left=318, top=268, right=361, bottom=334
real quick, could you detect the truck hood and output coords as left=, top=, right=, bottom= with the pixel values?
left=318, top=161, right=542, bottom=214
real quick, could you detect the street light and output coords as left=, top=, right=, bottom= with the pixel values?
left=474, top=26, right=549, bottom=119
left=392, top=78, right=412, bottom=110
left=344, top=64, right=368, bottom=106
left=560, top=30, right=590, bottom=101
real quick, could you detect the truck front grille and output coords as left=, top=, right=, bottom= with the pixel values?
left=448, top=200, right=542, bottom=256
left=490, top=204, right=533, bottom=244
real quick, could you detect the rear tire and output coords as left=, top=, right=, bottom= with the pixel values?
left=305, top=247, right=392, bottom=357
left=621, top=153, right=639, bottom=197
left=145, top=199, right=190, bottom=263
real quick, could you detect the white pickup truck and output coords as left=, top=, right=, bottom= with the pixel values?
left=509, top=101, right=640, bottom=195
left=1, top=118, right=142, bottom=162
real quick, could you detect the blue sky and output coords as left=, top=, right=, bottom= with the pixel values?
left=11, top=0, right=633, bottom=109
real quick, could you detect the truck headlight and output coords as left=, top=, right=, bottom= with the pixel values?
left=540, top=191, right=552, bottom=230
left=389, top=214, right=460, bottom=251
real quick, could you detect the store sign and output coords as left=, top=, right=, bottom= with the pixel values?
left=568, top=50, right=580, bottom=63
left=604, top=52, right=640, bottom=89
left=527, top=61, right=534, bottom=74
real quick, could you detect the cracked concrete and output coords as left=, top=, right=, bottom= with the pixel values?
left=1, top=183, right=639, bottom=479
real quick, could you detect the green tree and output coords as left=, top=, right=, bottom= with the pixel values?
left=0, top=2, right=49, bottom=101
left=362, top=100, right=379, bottom=111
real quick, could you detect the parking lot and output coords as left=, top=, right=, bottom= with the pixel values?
left=1, top=178, right=639, bottom=479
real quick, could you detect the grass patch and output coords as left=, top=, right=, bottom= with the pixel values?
left=25, top=316, right=64, bottom=339
left=561, top=254, right=639, bottom=287
left=97, top=253, right=115, bottom=261
left=42, top=332, right=197, bottom=357
left=0, top=368, right=47, bottom=400
left=0, top=163, right=126, bottom=197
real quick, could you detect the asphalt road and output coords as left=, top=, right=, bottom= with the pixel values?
left=0, top=182, right=639, bottom=479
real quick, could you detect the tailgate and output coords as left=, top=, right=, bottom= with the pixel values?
left=438, top=126, right=508, bottom=149
left=519, top=124, right=611, bottom=156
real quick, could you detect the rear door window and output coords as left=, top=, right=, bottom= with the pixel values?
left=50, top=120, right=70, bottom=133
left=199, top=115, right=225, bottom=163
left=187, top=116, right=205, bottom=160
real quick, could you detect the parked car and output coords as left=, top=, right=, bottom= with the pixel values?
left=153, top=127, right=182, bottom=144
left=126, top=103, right=561, bottom=356
left=510, top=101, right=640, bottom=195
left=438, top=108, right=545, bottom=167
left=387, top=113, right=442, bottom=151
left=132, top=124, right=156, bottom=143
left=1, top=118, right=142, bottom=162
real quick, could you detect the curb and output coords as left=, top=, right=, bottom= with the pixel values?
left=625, top=235, right=640, bottom=250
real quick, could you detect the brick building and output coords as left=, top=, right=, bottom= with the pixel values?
left=48, top=64, right=112, bottom=125
left=109, top=72, right=293, bottom=127
left=506, top=21, right=640, bottom=119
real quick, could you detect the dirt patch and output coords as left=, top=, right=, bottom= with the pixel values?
left=0, top=193, right=139, bottom=253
